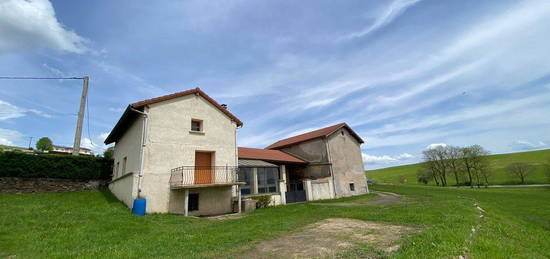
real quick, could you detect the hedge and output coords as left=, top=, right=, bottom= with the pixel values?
left=0, top=151, right=112, bottom=180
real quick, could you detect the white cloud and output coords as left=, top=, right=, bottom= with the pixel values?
left=426, top=143, right=447, bottom=149
left=0, top=100, right=26, bottom=120
left=0, top=128, right=24, bottom=146
left=0, top=0, right=89, bottom=54
left=396, top=153, right=414, bottom=159
left=511, top=140, right=547, bottom=151
left=362, top=152, right=414, bottom=164
left=0, top=100, right=52, bottom=120
left=341, top=0, right=422, bottom=40
left=81, top=134, right=113, bottom=155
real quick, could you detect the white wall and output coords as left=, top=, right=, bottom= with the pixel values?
left=141, top=94, right=238, bottom=213
left=327, top=128, right=368, bottom=198
left=108, top=173, right=138, bottom=208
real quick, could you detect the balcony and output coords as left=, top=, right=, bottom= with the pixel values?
left=170, top=166, right=240, bottom=189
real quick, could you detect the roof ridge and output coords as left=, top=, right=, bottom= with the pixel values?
left=265, top=122, right=363, bottom=149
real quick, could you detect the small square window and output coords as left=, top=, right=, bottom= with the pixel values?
left=191, top=119, right=202, bottom=132
left=349, top=183, right=355, bottom=191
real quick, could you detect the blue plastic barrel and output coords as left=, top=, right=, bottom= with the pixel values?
left=131, top=199, right=146, bottom=216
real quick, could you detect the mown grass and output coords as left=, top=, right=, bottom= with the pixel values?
left=1, top=185, right=548, bottom=258
left=367, top=149, right=550, bottom=185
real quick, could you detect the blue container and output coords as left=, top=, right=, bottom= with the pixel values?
left=131, top=199, right=146, bottom=216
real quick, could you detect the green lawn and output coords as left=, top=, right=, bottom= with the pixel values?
left=1, top=186, right=549, bottom=258
left=367, top=149, right=550, bottom=185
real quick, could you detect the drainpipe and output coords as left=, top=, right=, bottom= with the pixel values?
left=130, top=106, right=148, bottom=199
left=235, top=123, right=242, bottom=213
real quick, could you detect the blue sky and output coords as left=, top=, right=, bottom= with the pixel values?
left=1, top=0, right=549, bottom=169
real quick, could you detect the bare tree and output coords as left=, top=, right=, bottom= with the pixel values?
left=446, top=146, right=463, bottom=186
left=459, top=145, right=490, bottom=187
left=423, top=148, right=448, bottom=186
left=460, top=147, right=476, bottom=188
left=506, top=162, right=534, bottom=184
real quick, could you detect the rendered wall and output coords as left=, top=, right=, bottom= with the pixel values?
left=112, top=117, right=143, bottom=179
left=327, top=128, right=368, bottom=198
left=281, top=138, right=331, bottom=179
left=108, top=173, right=138, bottom=208
left=169, top=186, right=233, bottom=216
left=141, top=94, right=238, bottom=213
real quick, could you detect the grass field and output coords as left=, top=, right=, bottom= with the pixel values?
left=367, top=149, right=550, bottom=185
left=1, top=185, right=548, bottom=258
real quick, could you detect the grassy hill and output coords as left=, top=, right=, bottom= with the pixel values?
left=367, top=149, right=550, bottom=185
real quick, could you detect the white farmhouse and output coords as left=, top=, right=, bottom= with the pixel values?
left=105, top=88, right=368, bottom=216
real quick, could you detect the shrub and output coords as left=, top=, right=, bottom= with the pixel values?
left=0, top=151, right=112, bottom=180
left=398, top=175, right=407, bottom=184
left=251, top=195, right=272, bottom=208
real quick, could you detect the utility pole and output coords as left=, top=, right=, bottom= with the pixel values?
left=28, top=137, right=33, bottom=150
left=72, top=76, right=89, bottom=156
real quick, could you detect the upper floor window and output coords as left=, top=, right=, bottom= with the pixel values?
left=191, top=119, right=203, bottom=132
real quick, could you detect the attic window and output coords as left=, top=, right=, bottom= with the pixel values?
left=191, top=119, right=203, bottom=132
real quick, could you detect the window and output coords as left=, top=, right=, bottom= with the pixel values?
left=122, top=157, right=127, bottom=175
left=188, top=193, right=199, bottom=211
left=349, top=183, right=355, bottom=191
left=257, top=167, right=279, bottom=194
left=191, top=119, right=203, bottom=132
left=238, top=168, right=253, bottom=195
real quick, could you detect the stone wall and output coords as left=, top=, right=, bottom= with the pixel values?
left=0, top=177, right=107, bottom=194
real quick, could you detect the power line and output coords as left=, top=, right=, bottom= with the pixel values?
left=0, top=76, right=83, bottom=80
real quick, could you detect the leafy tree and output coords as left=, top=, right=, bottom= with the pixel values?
left=416, top=168, right=432, bottom=184
left=35, top=137, right=53, bottom=152
left=103, top=147, right=114, bottom=159
left=506, top=162, right=534, bottom=184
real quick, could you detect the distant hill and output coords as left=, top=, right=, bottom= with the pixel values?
left=366, top=149, right=550, bottom=185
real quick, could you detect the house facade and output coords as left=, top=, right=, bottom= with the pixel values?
left=50, top=145, right=92, bottom=156
left=238, top=123, right=368, bottom=205
left=105, top=88, right=368, bottom=216
left=105, top=88, right=243, bottom=216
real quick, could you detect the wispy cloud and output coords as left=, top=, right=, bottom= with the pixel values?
left=362, top=152, right=414, bottom=164
left=0, top=100, right=52, bottom=120
left=340, top=0, right=422, bottom=40
left=0, top=128, right=24, bottom=146
left=0, top=0, right=89, bottom=54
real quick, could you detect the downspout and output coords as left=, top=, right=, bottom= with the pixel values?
left=130, top=106, right=148, bottom=199
left=235, top=123, right=242, bottom=214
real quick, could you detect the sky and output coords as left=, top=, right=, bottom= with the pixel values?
left=1, top=0, right=549, bottom=169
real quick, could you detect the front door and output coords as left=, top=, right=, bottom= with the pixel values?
left=195, top=152, right=213, bottom=184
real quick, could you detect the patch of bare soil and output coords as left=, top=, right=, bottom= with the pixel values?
left=204, top=213, right=244, bottom=221
left=240, top=218, right=417, bottom=258
left=311, top=191, right=401, bottom=207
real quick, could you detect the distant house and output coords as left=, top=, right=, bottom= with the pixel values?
left=50, top=145, right=92, bottom=156
left=104, top=88, right=368, bottom=216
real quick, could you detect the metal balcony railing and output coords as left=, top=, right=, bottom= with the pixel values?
left=169, top=166, right=239, bottom=188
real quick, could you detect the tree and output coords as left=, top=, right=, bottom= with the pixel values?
left=506, top=162, right=534, bottom=184
left=446, top=146, right=463, bottom=186
left=103, top=147, right=114, bottom=159
left=416, top=168, right=433, bottom=184
left=35, top=137, right=53, bottom=152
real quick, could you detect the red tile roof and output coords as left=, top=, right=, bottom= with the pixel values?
left=105, top=88, right=242, bottom=144
left=238, top=147, right=307, bottom=164
left=131, top=87, right=243, bottom=126
left=266, top=123, right=364, bottom=149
